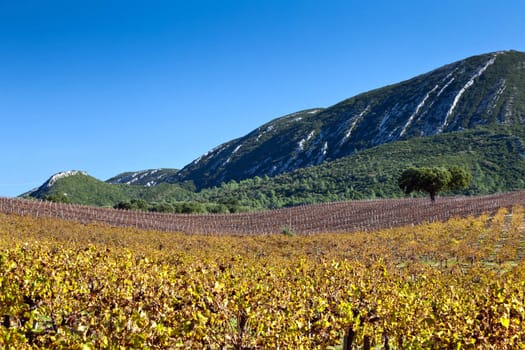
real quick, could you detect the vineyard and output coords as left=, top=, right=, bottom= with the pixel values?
left=3, top=191, right=525, bottom=234
left=1, top=204, right=525, bottom=348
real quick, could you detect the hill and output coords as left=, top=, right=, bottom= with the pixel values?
left=22, top=50, right=525, bottom=209
left=23, top=171, right=198, bottom=207
left=23, top=125, right=525, bottom=211
left=106, top=168, right=179, bottom=186
left=175, top=50, right=525, bottom=189
left=202, top=126, right=525, bottom=209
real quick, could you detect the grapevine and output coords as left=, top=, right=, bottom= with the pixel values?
left=2, top=191, right=525, bottom=234
left=1, top=208, right=525, bottom=348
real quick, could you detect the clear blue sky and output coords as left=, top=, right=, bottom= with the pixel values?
left=1, top=0, right=524, bottom=197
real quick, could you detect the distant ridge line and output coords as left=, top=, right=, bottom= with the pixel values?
left=1, top=193, right=524, bottom=234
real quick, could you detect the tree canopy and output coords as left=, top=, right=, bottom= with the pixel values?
left=398, top=166, right=472, bottom=201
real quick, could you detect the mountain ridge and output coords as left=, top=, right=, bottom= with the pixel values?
left=107, top=168, right=179, bottom=187
left=172, top=50, right=525, bottom=189
left=22, top=125, right=525, bottom=210
left=22, top=50, right=525, bottom=210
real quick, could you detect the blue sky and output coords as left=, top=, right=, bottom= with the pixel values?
left=1, top=0, right=524, bottom=197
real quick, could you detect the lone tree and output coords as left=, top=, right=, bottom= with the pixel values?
left=398, top=166, right=472, bottom=202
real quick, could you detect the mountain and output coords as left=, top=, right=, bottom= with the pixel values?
left=201, top=125, right=525, bottom=208
left=23, top=171, right=131, bottom=205
left=107, top=169, right=179, bottom=187
left=21, top=50, right=525, bottom=210
left=24, top=171, right=198, bottom=207
left=23, top=171, right=89, bottom=199
left=172, top=50, right=525, bottom=189
left=23, top=125, right=525, bottom=211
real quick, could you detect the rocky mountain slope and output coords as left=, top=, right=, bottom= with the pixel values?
left=21, top=50, right=525, bottom=209
left=106, top=169, right=179, bottom=187
left=21, top=125, right=525, bottom=210
left=172, top=50, right=525, bottom=188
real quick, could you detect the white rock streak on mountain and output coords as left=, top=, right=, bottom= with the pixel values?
left=224, top=144, right=243, bottom=166
left=435, top=69, right=457, bottom=97
left=440, top=54, right=500, bottom=132
left=125, top=169, right=160, bottom=185
left=298, top=130, right=316, bottom=151
left=437, top=78, right=455, bottom=97
left=45, top=171, right=87, bottom=189
left=340, top=105, right=371, bottom=146
left=400, top=85, right=439, bottom=137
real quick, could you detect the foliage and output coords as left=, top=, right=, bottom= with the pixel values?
left=280, top=226, right=296, bottom=236
left=42, top=193, right=72, bottom=204
left=398, top=166, right=471, bottom=201
left=1, top=208, right=525, bottom=348
left=114, top=199, right=148, bottom=211
left=201, top=126, right=525, bottom=209
left=398, top=167, right=451, bottom=201
left=112, top=200, right=241, bottom=214
left=447, top=165, right=473, bottom=191
left=24, top=174, right=200, bottom=208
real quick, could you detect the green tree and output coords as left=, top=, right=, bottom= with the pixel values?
left=43, top=193, right=72, bottom=204
left=149, top=202, right=174, bottom=213
left=398, top=166, right=471, bottom=202
left=113, top=199, right=149, bottom=211
left=447, top=166, right=473, bottom=192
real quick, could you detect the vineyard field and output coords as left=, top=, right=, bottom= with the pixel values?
left=3, top=191, right=525, bottom=234
left=1, top=207, right=525, bottom=348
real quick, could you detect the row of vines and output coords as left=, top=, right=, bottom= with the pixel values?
left=1, top=208, right=525, bottom=348
left=3, top=191, right=525, bottom=234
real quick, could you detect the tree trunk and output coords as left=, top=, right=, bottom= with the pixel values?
left=343, top=327, right=355, bottom=350
left=363, top=335, right=371, bottom=350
